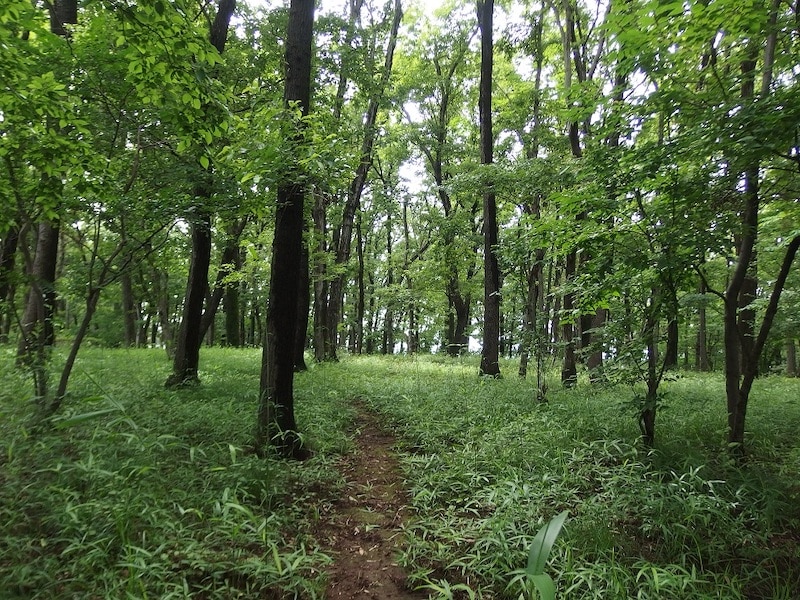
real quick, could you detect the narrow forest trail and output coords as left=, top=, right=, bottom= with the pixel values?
left=317, top=404, right=429, bottom=600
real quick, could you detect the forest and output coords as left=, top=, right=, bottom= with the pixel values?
left=1, top=0, right=799, bottom=598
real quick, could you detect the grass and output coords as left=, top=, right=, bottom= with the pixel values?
left=2, top=349, right=799, bottom=599
left=325, top=355, right=800, bottom=599
left=0, top=346, right=352, bottom=599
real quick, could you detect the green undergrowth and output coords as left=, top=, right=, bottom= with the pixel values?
left=2, top=350, right=799, bottom=599
left=0, top=347, right=353, bottom=599
left=325, top=355, right=800, bottom=599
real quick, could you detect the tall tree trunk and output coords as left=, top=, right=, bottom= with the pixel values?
left=559, top=0, right=581, bottom=387
left=121, top=272, right=138, bottom=347
left=165, top=0, right=235, bottom=385
left=517, top=8, right=546, bottom=389
left=312, top=191, right=332, bottom=361
left=208, top=220, right=247, bottom=346
left=16, top=0, right=75, bottom=394
left=787, top=339, right=797, bottom=377
left=256, top=0, right=315, bottom=460
left=585, top=308, right=607, bottom=375
left=478, top=0, right=500, bottom=378
left=354, top=212, right=365, bottom=354
left=664, top=292, right=679, bottom=370
left=223, top=280, right=241, bottom=347
left=561, top=251, right=578, bottom=386
left=382, top=215, right=394, bottom=355
left=167, top=211, right=212, bottom=386
left=294, top=238, right=310, bottom=371
left=0, top=224, right=20, bottom=343
left=723, top=1, right=783, bottom=455
left=640, top=293, right=658, bottom=447
left=724, top=56, right=760, bottom=455
left=17, top=220, right=60, bottom=403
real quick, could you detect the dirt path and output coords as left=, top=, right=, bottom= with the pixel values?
left=317, top=406, right=429, bottom=600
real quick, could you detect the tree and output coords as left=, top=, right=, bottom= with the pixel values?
left=397, top=5, right=481, bottom=356
left=14, top=0, right=77, bottom=401
left=256, top=0, right=316, bottom=460
left=316, top=0, right=404, bottom=361
left=478, top=0, right=501, bottom=377
left=166, top=0, right=237, bottom=387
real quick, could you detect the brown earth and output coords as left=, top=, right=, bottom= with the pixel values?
left=316, top=406, right=430, bottom=600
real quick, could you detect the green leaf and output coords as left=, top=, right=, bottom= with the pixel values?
left=528, top=573, right=556, bottom=600
left=199, top=155, right=210, bottom=169
left=526, top=510, right=568, bottom=575
left=53, top=406, right=122, bottom=429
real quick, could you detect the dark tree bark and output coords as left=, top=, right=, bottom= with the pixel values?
left=16, top=0, right=75, bottom=393
left=312, top=191, right=332, bottom=361
left=560, top=251, right=578, bottom=386
left=0, top=224, right=20, bottom=343
left=17, top=221, right=60, bottom=401
left=293, top=238, right=310, bottom=371
left=48, top=0, right=77, bottom=37
left=165, top=0, right=236, bottom=386
left=787, top=340, right=797, bottom=377
left=664, top=293, right=680, bottom=370
left=516, top=8, right=547, bottom=395
left=559, top=0, right=582, bottom=387
left=256, top=0, right=315, bottom=460
left=383, top=228, right=395, bottom=356
left=121, top=272, right=138, bottom=347
left=167, top=211, right=212, bottom=386
left=478, top=0, right=500, bottom=377
left=640, top=291, right=659, bottom=448
left=354, top=212, right=365, bottom=354
left=200, top=218, right=247, bottom=343
left=722, top=3, right=784, bottom=457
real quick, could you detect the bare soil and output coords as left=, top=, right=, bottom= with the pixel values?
left=316, top=406, right=429, bottom=600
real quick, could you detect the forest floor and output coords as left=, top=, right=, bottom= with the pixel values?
left=317, top=404, right=428, bottom=600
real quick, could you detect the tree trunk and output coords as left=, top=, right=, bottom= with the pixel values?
left=224, top=279, right=241, bottom=347
left=0, top=225, right=20, bottom=343
left=293, top=238, right=310, bottom=371
left=256, top=0, right=314, bottom=460
left=165, top=0, right=235, bottom=384
left=17, top=220, right=60, bottom=387
left=166, top=212, right=212, bottom=386
left=16, top=0, right=75, bottom=388
left=477, top=0, right=500, bottom=377
left=354, top=212, right=365, bottom=354
left=52, top=288, right=101, bottom=413
left=121, top=272, right=138, bottom=347
left=446, top=286, right=471, bottom=356
left=383, top=216, right=394, bottom=355
left=787, top=340, right=797, bottom=377
left=312, top=192, right=329, bottom=361
left=664, top=314, right=679, bottom=369
left=559, top=0, right=581, bottom=387
left=561, top=252, right=578, bottom=386
left=586, top=308, right=607, bottom=377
